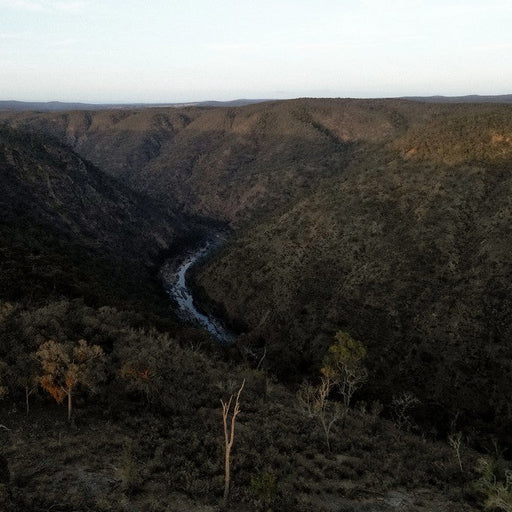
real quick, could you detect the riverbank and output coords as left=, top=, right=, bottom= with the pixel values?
left=160, top=237, right=234, bottom=344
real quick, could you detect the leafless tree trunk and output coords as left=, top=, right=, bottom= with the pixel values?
left=221, top=379, right=245, bottom=504
left=25, top=384, right=37, bottom=416
left=297, top=375, right=344, bottom=452
left=25, top=386, right=30, bottom=416
left=67, top=387, right=72, bottom=422
left=448, top=432, right=463, bottom=472
left=256, top=346, right=267, bottom=371
left=317, top=377, right=342, bottom=451
left=339, top=365, right=368, bottom=408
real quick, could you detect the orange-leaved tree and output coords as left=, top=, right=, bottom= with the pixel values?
left=36, top=339, right=105, bottom=422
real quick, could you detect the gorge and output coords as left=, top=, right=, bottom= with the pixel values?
left=1, top=98, right=512, bottom=510
left=160, top=239, right=234, bottom=344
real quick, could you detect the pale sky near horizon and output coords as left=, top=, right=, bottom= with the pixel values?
left=0, top=0, right=511, bottom=103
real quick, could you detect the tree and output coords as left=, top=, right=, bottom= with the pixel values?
left=119, top=345, right=164, bottom=403
left=297, top=374, right=344, bottom=451
left=0, top=360, right=9, bottom=432
left=475, top=457, right=512, bottom=512
left=321, top=330, right=368, bottom=409
left=0, top=361, right=8, bottom=401
left=13, top=352, right=39, bottom=416
left=297, top=331, right=368, bottom=451
left=117, top=330, right=172, bottom=404
left=448, top=431, right=464, bottom=472
left=221, top=379, right=245, bottom=504
left=36, top=339, right=104, bottom=422
left=391, top=391, right=420, bottom=431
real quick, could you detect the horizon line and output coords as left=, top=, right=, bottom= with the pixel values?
left=1, top=93, right=512, bottom=110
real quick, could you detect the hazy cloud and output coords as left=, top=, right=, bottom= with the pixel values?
left=0, top=32, right=27, bottom=40
left=209, top=41, right=374, bottom=52
left=0, top=0, right=88, bottom=12
left=470, top=43, right=512, bottom=51
left=51, top=37, right=82, bottom=47
left=51, top=1, right=88, bottom=12
left=0, top=0, right=44, bottom=11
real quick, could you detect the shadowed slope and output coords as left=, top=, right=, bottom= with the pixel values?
left=0, top=125, right=196, bottom=309
left=3, top=99, right=512, bottom=439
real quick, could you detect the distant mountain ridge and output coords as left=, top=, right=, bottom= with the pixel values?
left=0, top=98, right=272, bottom=112
left=2, top=94, right=512, bottom=112
left=401, top=94, right=512, bottom=103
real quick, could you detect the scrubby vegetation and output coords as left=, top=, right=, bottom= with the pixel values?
left=0, top=298, right=484, bottom=511
left=1, top=98, right=512, bottom=510
left=191, top=101, right=512, bottom=449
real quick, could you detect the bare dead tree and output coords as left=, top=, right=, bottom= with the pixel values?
left=297, top=375, right=344, bottom=451
left=221, top=379, right=245, bottom=504
left=448, top=431, right=464, bottom=472
left=256, top=346, right=267, bottom=371
left=317, top=376, right=344, bottom=451
left=391, top=391, right=420, bottom=432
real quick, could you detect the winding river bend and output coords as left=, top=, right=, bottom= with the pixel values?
left=160, top=239, right=234, bottom=345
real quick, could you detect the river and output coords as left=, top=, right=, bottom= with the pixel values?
left=160, top=239, right=234, bottom=345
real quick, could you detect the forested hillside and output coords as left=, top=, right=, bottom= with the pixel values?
left=5, top=100, right=511, bottom=438
left=1, top=99, right=425, bottom=222
left=0, top=124, right=204, bottom=312
left=191, top=101, right=512, bottom=443
left=1, top=99, right=512, bottom=510
left=196, top=137, right=512, bottom=440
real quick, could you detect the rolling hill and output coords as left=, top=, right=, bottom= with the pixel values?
left=2, top=98, right=512, bottom=439
left=0, top=124, right=200, bottom=311
left=2, top=98, right=512, bottom=510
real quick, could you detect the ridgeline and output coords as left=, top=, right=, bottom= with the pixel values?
left=1, top=98, right=511, bottom=510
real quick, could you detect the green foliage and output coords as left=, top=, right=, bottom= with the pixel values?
left=321, top=331, right=368, bottom=408
left=194, top=101, right=512, bottom=444
left=118, top=439, right=142, bottom=494
left=0, top=360, right=8, bottom=399
left=0, top=99, right=509, bottom=510
left=0, top=295, right=479, bottom=511
left=297, top=332, right=367, bottom=451
left=250, top=471, right=278, bottom=509
left=322, top=331, right=367, bottom=374
left=474, top=457, right=512, bottom=511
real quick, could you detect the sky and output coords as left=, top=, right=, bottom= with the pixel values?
left=1, top=0, right=511, bottom=103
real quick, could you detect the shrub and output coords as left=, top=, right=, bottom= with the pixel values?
left=474, top=457, right=512, bottom=511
